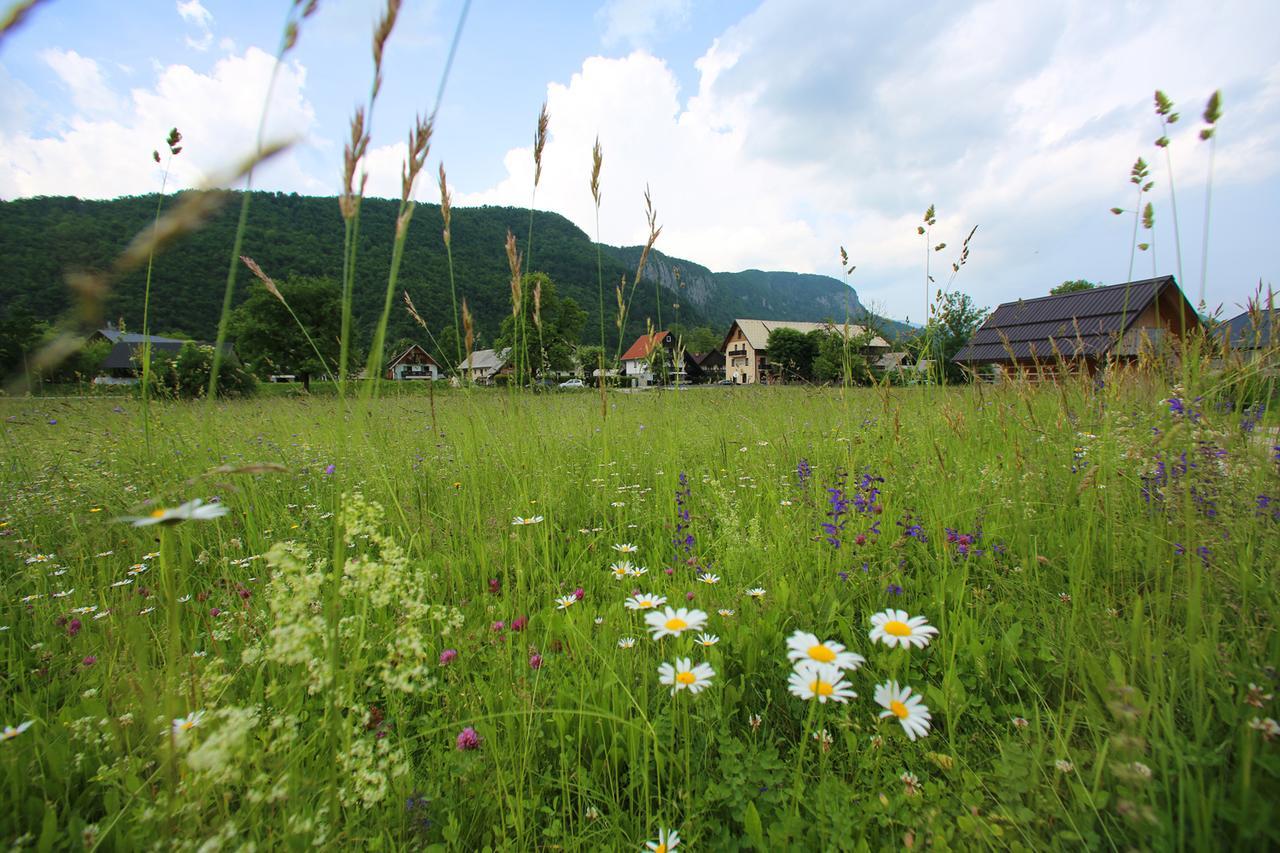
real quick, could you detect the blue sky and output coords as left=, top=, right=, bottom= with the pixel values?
left=2, top=0, right=1277, bottom=323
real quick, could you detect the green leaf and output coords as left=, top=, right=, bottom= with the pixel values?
left=743, top=801, right=766, bottom=850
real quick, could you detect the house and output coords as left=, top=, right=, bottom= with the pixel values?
left=692, top=349, right=725, bottom=381
left=88, top=325, right=188, bottom=348
left=720, top=319, right=891, bottom=384
left=459, top=348, right=510, bottom=385
left=620, top=330, right=702, bottom=387
left=385, top=343, right=440, bottom=380
left=94, top=337, right=238, bottom=384
left=952, top=276, right=1201, bottom=380
left=1218, top=307, right=1276, bottom=360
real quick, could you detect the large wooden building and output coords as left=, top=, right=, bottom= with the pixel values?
left=953, top=276, right=1201, bottom=380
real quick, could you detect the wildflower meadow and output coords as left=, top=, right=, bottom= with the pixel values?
left=1, top=379, right=1277, bottom=849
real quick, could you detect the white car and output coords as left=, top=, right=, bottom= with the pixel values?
left=559, top=378, right=586, bottom=388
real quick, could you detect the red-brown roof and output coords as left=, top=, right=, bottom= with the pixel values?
left=621, top=330, right=670, bottom=361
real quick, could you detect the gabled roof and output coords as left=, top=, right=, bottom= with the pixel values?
left=1219, top=308, right=1276, bottom=349
left=953, top=276, right=1198, bottom=363
left=724, top=319, right=890, bottom=352
left=462, top=348, right=509, bottom=371
left=621, top=331, right=672, bottom=362
left=93, top=329, right=187, bottom=345
left=387, top=343, right=438, bottom=368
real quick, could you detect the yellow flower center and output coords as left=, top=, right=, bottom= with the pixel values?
left=884, top=620, right=912, bottom=637
left=890, top=700, right=910, bottom=719
left=664, top=617, right=688, bottom=631
left=149, top=509, right=167, bottom=519
left=808, top=644, right=837, bottom=662
left=655, top=846, right=667, bottom=853
left=179, top=720, right=196, bottom=730
left=810, top=679, right=834, bottom=696
left=676, top=671, right=696, bottom=685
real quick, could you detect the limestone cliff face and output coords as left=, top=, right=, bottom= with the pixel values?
left=608, top=246, right=871, bottom=330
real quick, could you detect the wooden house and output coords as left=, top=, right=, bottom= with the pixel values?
left=953, top=276, right=1201, bottom=380
left=385, top=344, right=440, bottom=380
left=620, top=330, right=702, bottom=387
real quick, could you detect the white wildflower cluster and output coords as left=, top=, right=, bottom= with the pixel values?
left=337, top=717, right=409, bottom=808
left=186, top=706, right=260, bottom=785
left=249, top=540, right=331, bottom=694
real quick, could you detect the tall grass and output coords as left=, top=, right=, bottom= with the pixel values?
left=1, top=371, right=1276, bottom=848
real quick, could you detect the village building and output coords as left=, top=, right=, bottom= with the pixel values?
left=952, top=276, right=1201, bottom=380
left=620, top=330, right=702, bottom=387
left=1218, top=307, right=1276, bottom=362
left=459, top=348, right=511, bottom=385
left=385, top=343, right=440, bottom=380
left=720, top=319, right=891, bottom=384
left=93, top=331, right=238, bottom=385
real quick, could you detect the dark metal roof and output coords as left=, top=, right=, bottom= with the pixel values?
left=100, top=340, right=236, bottom=371
left=1219, top=308, right=1276, bottom=349
left=953, top=276, right=1190, bottom=363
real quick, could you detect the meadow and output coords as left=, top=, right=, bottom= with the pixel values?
left=1, top=380, right=1276, bottom=851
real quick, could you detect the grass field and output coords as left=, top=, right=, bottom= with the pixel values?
left=1, top=381, right=1277, bottom=850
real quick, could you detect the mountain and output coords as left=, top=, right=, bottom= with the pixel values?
left=608, top=245, right=909, bottom=338
left=0, top=192, right=905, bottom=358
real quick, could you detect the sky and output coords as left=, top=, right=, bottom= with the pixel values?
left=2, top=0, right=1278, bottom=324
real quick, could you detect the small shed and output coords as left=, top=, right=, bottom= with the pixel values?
left=385, top=344, right=440, bottom=380
left=1219, top=307, right=1276, bottom=356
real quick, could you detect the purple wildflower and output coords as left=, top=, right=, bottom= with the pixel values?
left=455, top=727, right=482, bottom=751
left=438, top=649, right=457, bottom=665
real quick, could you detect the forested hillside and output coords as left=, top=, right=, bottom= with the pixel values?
left=0, top=193, right=694, bottom=357
left=0, top=193, right=898, bottom=361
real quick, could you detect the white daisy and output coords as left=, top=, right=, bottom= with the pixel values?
left=785, top=630, right=866, bottom=672
left=698, top=573, right=721, bottom=585
left=624, top=593, right=667, bottom=611
left=612, top=543, right=639, bottom=554
left=69, top=605, right=98, bottom=615
left=645, top=607, right=708, bottom=640
left=171, top=710, right=205, bottom=734
left=874, top=681, right=932, bottom=741
left=717, top=608, right=736, bottom=617
left=788, top=661, right=857, bottom=704
left=644, top=827, right=680, bottom=853
left=609, top=561, right=634, bottom=579
left=555, top=595, right=578, bottom=610
left=512, top=515, right=545, bottom=526
left=628, top=565, right=649, bottom=577
left=657, top=658, right=716, bottom=695
left=780, top=499, right=793, bottom=506
left=745, top=588, right=766, bottom=599
left=696, top=633, right=719, bottom=647
left=122, top=499, right=229, bottom=527
left=617, top=637, right=637, bottom=649
left=868, top=609, right=939, bottom=649
left=110, top=579, right=133, bottom=587
left=1, top=720, right=34, bottom=741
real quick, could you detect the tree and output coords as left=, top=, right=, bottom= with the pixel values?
left=669, top=324, right=721, bottom=354
left=139, top=343, right=256, bottom=399
left=1050, top=279, right=1097, bottom=295
left=810, top=328, right=874, bottom=385
left=494, top=273, right=586, bottom=382
left=229, top=275, right=342, bottom=389
left=765, top=328, right=817, bottom=382
left=912, top=291, right=989, bottom=383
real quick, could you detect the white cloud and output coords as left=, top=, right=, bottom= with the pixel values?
left=597, top=0, right=690, bottom=49
left=0, top=47, right=323, bottom=199
left=41, top=48, right=121, bottom=114
left=177, top=0, right=214, bottom=51
left=462, top=0, right=1280, bottom=319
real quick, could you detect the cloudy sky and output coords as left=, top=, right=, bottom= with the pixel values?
left=2, top=0, right=1277, bottom=322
